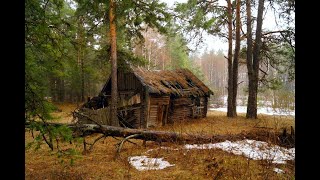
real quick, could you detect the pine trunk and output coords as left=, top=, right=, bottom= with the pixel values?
left=246, top=0, right=265, bottom=119
left=226, top=0, right=235, bottom=117
left=109, top=0, right=119, bottom=126
left=81, top=57, right=85, bottom=102
left=78, top=16, right=85, bottom=103
left=247, top=77, right=258, bottom=118
left=57, top=78, right=64, bottom=102
left=232, top=0, right=241, bottom=117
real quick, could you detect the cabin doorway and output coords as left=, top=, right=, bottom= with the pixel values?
left=157, top=104, right=168, bottom=126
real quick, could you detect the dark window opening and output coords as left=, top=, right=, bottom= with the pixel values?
left=161, top=80, right=171, bottom=88
left=175, top=82, right=183, bottom=89
left=186, top=79, right=195, bottom=87
left=195, top=96, right=200, bottom=106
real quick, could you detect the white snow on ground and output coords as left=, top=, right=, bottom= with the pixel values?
left=210, top=95, right=295, bottom=116
left=129, top=139, right=294, bottom=170
left=274, top=168, right=284, bottom=174
left=128, top=156, right=175, bottom=171
left=209, top=106, right=295, bottom=116
left=184, top=139, right=295, bottom=164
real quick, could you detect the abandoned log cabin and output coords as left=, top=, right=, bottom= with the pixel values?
left=77, top=65, right=213, bottom=128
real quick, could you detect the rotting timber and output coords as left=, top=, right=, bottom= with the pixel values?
left=75, top=64, right=214, bottom=129
left=26, top=120, right=295, bottom=148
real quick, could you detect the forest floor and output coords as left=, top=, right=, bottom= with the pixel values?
left=25, top=103, right=295, bottom=180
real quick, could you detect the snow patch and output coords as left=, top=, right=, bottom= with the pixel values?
left=129, top=139, right=294, bottom=170
left=184, top=139, right=295, bottom=164
left=273, top=168, right=284, bottom=174
left=128, top=156, right=175, bottom=171
left=209, top=106, right=295, bottom=116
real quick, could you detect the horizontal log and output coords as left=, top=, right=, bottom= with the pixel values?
left=25, top=121, right=295, bottom=148
left=26, top=121, right=242, bottom=144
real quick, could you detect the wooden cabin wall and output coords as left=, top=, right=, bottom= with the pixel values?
left=140, top=88, right=147, bottom=128
left=132, top=108, right=141, bottom=128
left=168, top=97, right=193, bottom=123
left=147, top=95, right=170, bottom=128
left=168, top=96, right=209, bottom=123
left=101, top=70, right=146, bottom=128
left=148, top=104, right=158, bottom=127
left=118, top=71, right=142, bottom=91
left=96, top=68, right=212, bottom=128
left=202, top=96, right=209, bottom=117
left=78, top=107, right=112, bottom=125
left=79, top=95, right=209, bottom=127
left=78, top=105, right=141, bottom=128
left=103, top=71, right=142, bottom=94
left=169, top=105, right=192, bottom=123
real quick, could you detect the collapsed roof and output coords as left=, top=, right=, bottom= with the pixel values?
left=123, top=66, right=213, bottom=97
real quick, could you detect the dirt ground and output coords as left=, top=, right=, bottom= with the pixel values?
left=25, top=103, right=295, bottom=180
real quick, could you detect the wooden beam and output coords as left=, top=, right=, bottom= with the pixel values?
left=144, top=88, right=150, bottom=128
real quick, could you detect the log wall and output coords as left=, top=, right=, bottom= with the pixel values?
left=78, top=107, right=112, bottom=126
left=133, top=108, right=141, bottom=128
left=79, top=96, right=209, bottom=128
left=103, top=71, right=142, bottom=94
left=168, top=97, right=193, bottom=123
left=118, top=71, right=142, bottom=91
left=168, top=96, right=209, bottom=123
left=147, top=95, right=170, bottom=128
left=201, top=96, right=208, bottom=117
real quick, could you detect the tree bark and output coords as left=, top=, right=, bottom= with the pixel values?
left=58, top=78, right=65, bottom=102
left=245, top=0, right=254, bottom=118
left=26, top=120, right=295, bottom=148
left=246, top=0, right=265, bottom=119
left=81, top=61, right=85, bottom=102
left=226, top=0, right=235, bottom=117
left=26, top=122, right=246, bottom=144
left=109, top=0, right=119, bottom=126
left=78, top=16, right=85, bottom=103
left=232, top=0, right=241, bottom=117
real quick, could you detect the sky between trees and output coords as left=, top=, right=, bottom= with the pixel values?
left=161, top=0, right=294, bottom=55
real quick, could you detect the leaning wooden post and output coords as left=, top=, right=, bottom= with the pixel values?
left=138, top=87, right=150, bottom=146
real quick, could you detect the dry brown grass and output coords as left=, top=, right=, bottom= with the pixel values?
left=25, top=103, right=295, bottom=180
left=50, top=103, right=80, bottom=124
left=153, top=111, right=294, bottom=136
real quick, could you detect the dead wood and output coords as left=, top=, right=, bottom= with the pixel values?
left=89, top=134, right=106, bottom=151
left=116, top=134, right=141, bottom=155
left=27, top=121, right=243, bottom=144
left=26, top=121, right=295, bottom=152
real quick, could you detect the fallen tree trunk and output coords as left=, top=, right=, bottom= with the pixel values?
left=25, top=121, right=295, bottom=147
left=26, top=121, right=243, bottom=144
left=75, top=124, right=235, bottom=144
